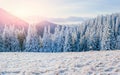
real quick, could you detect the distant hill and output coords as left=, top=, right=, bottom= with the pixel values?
left=0, top=8, right=58, bottom=35
left=36, top=21, right=57, bottom=37
left=0, top=8, right=28, bottom=29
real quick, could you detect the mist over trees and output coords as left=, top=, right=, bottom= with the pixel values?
left=0, top=13, right=120, bottom=52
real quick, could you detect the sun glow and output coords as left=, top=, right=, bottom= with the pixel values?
left=14, top=9, right=29, bottom=18
left=12, top=7, right=52, bottom=18
left=11, top=7, right=53, bottom=24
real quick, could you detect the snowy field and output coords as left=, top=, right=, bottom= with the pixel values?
left=0, top=50, right=120, bottom=75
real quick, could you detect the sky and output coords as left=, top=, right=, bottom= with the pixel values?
left=0, top=0, right=120, bottom=23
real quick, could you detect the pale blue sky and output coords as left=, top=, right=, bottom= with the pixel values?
left=0, top=0, right=120, bottom=18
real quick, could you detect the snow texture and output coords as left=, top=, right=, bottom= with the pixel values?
left=0, top=50, right=120, bottom=75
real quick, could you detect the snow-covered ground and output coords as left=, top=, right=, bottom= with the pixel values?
left=0, top=50, right=120, bottom=75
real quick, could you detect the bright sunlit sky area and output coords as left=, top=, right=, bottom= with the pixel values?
left=0, top=0, right=120, bottom=24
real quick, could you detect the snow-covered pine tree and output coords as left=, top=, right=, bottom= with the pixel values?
left=25, top=25, right=40, bottom=52
left=42, top=26, right=52, bottom=52
left=0, top=34, right=3, bottom=52
left=57, top=25, right=65, bottom=52
left=64, top=27, right=73, bottom=52
left=71, top=27, right=79, bottom=52
left=86, top=16, right=101, bottom=50
left=116, top=35, right=120, bottom=49
left=39, top=35, right=43, bottom=52
left=2, top=25, right=20, bottom=52
left=9, top=25, right=21, bottom=52
left=101, top=16, right=111, bottom=50
left=116, top=17, right=120, bottom=49
left=2, top=25, right=11, bottom=52
left=51, top=25, right=60, bottom=52
left=109, top=15, right=116, bottom=50
left=16, top=28, right=26, bottom=51
left=60, top=26, right=66, bottom=52
left=76, top=28, right=81, bottom=51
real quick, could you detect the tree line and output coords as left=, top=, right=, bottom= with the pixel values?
left=0, top=13, right=120, bottom=52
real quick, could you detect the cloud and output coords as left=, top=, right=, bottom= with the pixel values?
left=47, top=16, right=88, bottom=24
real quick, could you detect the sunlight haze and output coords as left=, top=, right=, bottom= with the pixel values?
left=0, top=0, right=120, bottom=24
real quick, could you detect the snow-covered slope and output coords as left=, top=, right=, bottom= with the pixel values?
left=0, top=50, right=120, bottom=75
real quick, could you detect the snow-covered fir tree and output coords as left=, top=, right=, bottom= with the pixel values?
left=0, top=34, right=3, bottom=51
left=64, top=27, right=73, bottom=52
left=2, top=25, right=20, bottom=52
left=52, top=25, right=65, bottom=52
left=16, top=28, right=26, bottom=51
left=25, top=25, right=40, bottom=52
left=42, top=26, right=52, bottom=52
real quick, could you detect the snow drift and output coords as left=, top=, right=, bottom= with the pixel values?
left=0, top=50, right=120, bottom=75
